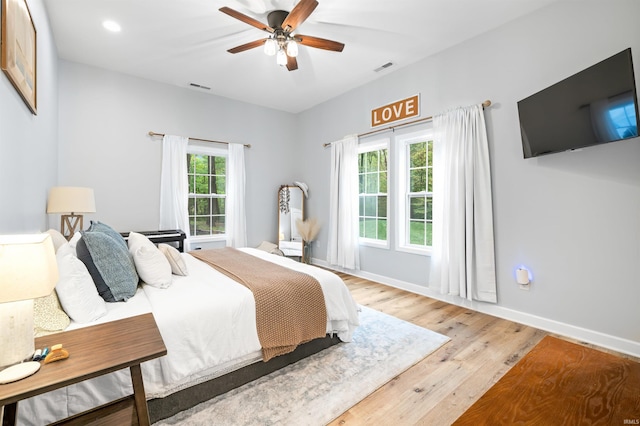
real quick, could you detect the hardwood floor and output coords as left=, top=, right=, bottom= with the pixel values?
left=327, top=273, right=639, bottom=426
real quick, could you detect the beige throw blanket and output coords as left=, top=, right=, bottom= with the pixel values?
left=190, top=248, right=327, bottom=361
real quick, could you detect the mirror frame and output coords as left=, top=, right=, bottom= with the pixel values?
left=278, top=185, right=304, bottom=257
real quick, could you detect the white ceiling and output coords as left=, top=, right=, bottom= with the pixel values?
left=44, top=0, right=558, bottom=113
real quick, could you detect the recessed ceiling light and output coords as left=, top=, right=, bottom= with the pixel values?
left=102, top=20, right=121, bottom=32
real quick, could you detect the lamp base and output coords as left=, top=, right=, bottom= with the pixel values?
left=0, top=300, right=35, bottom=369
left=61, top=214, right=84, bottom=240
left=0, top=361, right=40, bottom=384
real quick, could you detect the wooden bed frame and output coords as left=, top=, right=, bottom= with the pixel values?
left=148, top=334, right=342, bottom=422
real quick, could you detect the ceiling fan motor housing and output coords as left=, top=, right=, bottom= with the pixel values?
left=267, top=10, right=289, bottom=30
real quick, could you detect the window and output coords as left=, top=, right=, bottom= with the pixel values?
left=187, top=147, right=227, bottom=239
left=397, top=130, right=434, bottom=254
left=358, top=140, right=389, bottom=245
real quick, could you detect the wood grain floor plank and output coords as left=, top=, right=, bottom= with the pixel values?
left=328, top=273, right=638, bottom=426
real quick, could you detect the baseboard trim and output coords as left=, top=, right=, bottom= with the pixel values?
left=313, top=258, right=640, bottom=358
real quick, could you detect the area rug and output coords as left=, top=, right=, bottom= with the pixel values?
left=154, top=305, right=450, bottom=426
left=453, top=335, right=640, bottom=425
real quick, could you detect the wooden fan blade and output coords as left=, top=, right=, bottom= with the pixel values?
left=219, top=7, right=274, bottom=33
left=296, top=34, right=344, bottom=52
left=286, top=55, right=298, bottom=71
left=281, top=0, right=318, bottom=32
left=227, top=39, right=266, bottom=54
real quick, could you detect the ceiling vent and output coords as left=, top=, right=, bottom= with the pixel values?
left=189, top=82, right=211, bottom=90
left=374, top=62, right=394, bottom=72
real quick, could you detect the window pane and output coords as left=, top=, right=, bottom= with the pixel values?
left=196, top=198, right=210, bottom=215
left=213, top=176, right=226, bottom=194
left=365, top=173, right=379, bottom=194
left=426, top=222, right=433, bottom=246
left=426, top=197, right=433, bottom=220
left=410, top=169, right=426, bottom=192
left=410, top=196, right=425, bottom=220
left=195, top=217, right=211, bottom=236
left=380, top=149, right=388, bottom=171
left=378, top=219, right=387, bottom=240
left=212, top=216, right=225, bottom=234
left=410, top=142, right=426, bottom=168
left=359, top=174, right=365, bottom=193
left=364, top=196, right=376, bottom=217
left=366, top=151, right=379, bottom=172
left=427, top=168, right=433, bottom=192
left=380, top=171, right=387, bottom=193
left=187, top=154, right=194, bottom=173
left=378, top=196, right=387, bottom=218
left=358, top=153, right=366, bottom=174
left=195, top=176, right=209, bottom=194
left=359, top=196, right=365, bottom=216
left=188, top=177, right=195, bottom=196
left=364, top=218, right=377, bottom=239
left=409, top=221, right=425, bottom=245
left=194, top=155, right=209, bottom=174
left=213, top=198, right=225, bottom=215
left=359, top=218, right=365, bottom=237
left=214, top=156, right=226, bottom=175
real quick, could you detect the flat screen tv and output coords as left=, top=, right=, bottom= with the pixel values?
left=518, top=48, right=639, bottom=158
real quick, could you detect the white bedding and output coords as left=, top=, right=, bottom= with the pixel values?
left=17, top=248, right=359, bottom=426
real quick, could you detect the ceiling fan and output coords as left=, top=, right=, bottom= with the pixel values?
left=219, top=0, right=345, bottom=71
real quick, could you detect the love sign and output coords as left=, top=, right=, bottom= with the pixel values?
left=371, top=94, right=420, bottom=127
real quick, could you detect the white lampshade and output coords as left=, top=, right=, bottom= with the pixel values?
left=276, top=49, right=287, bottom=66
left=46, top=187, right=96, bottom=214
left=264, top=37, right=277, bottom=56
left=0, top=234, right=58, bottom=303
left=286, top=40, right=298, bottom=57
left=0, top=234, right=59, bottom=371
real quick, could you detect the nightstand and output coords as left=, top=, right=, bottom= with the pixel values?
left=0, top=313, right=167, bottom=426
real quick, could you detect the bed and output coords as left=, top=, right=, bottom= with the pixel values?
left=17, top=226, right=359, bottom=425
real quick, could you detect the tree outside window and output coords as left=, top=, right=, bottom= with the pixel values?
left=407, top=141, right=433, bottom=246
left=187, top=153, right=226, bottom=236
left=358, top=146, right=388, bottom=242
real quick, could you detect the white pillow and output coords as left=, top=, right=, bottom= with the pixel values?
left=55, top=243, right=108, bottom=323
left=68, top=231, right=82, bottom=253
left=158, top=244, right=189, bottom=276
left=128, top=232, right=172, bottom=288
left=46, top=229, right=68, bottom=253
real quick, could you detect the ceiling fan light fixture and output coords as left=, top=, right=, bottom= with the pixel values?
left=276, top=49, right=287, bottom=66
left=286, top=39, right=298, bottom=57
left=264, top=37, right=277, bottom=56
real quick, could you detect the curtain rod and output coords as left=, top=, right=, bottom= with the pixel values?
left=323, top=99, right=492, bottom=147
left=148, top=131, right=251, bottom=148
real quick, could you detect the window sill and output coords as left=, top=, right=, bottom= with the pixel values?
left=189, top=235, right=227, bottom=244
left=395, top=245, right=432, bottom=256
left=359, top=239, right=389, bottom=249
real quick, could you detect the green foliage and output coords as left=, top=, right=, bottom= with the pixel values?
left=187, top=153, right=227, bottom=235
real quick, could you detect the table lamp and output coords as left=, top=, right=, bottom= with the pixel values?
left=0, top=234, right=58, bottom=382
left=46, top=187, right=96, bottom=240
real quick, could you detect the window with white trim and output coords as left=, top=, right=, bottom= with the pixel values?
left=397, top=130, right=434, bottom=254
left=187, top=145, right=227, bottom=239
left=358, top=139, right=389, bottom=246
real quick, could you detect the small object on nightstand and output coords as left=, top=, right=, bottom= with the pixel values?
left=44, top=344, right=69, bottom=364
left=0, top=362, right=41, bottom=384
left=32, top=349, right=42, bottom=361
left=40, top=347, right=50, bottom=359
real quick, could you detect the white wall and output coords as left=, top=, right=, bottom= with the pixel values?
left=0, top=0, right=58, bottom=233
left=297, top=0, right=640, bottom=354
left=57, top=61, right=298, bottom=248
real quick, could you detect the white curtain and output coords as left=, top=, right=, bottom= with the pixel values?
left=430, top=104, right=497, bottom=303
left=159, top=134, right=191, bottom=251
left=327, top=134, right=360, bottom=270
left=226, top=143, right=247, bottom=248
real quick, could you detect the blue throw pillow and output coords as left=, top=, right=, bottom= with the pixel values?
left=88, top=221, right=128, bottom=250
left=77, top=230, right=138, bottom=302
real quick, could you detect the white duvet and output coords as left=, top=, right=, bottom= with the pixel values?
left=18, top=248, right=359, bottom=426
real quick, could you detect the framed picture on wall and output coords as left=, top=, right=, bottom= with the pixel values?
left=1, top=0, right=37, bottom=114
